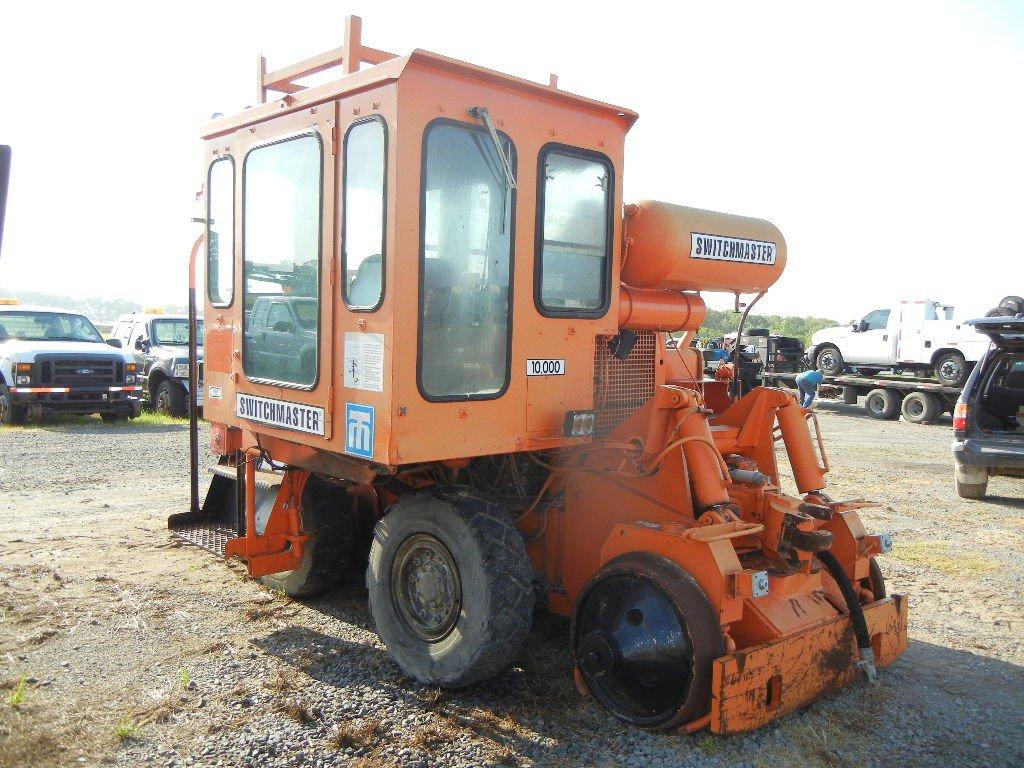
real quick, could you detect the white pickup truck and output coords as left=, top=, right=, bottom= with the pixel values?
left=807, top=299, right=1004, bottom=387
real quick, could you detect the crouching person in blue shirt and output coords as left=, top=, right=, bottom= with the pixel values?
left=795, top=369, right=824, bottom=408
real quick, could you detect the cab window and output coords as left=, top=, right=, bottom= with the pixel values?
left=207, top=157, right=235, bottom=306
left=342, top=118, right=386, bottom=310
left=536, top=145, right=613, bottom=317
left=863, top=309, right=890, bottom=331
left=242, top=134, right=323, bottom=387
left=419, top=120, right=515, bottom=400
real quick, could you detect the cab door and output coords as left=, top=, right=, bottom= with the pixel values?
left=844, top=308, right=893, bottom=364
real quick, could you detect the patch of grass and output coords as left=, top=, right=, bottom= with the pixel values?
left=1, top=410, right=185, bottom=431
left=115, top=717, right=140, bottom=742
left=276, top=699, right=315, bottom=725
left=179, top=668, right=192, bottom=690
left=895, top=540, right=1000, bottom=575
left=330, top=718, right=384, bottom=750
left=7, top=677, right=27, bottom=708
left=698, top=733, right=719, bottom=755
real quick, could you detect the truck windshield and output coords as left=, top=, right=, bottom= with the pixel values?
left=152, top=319, right=205, bottom=346
left=0, top=311, right=104, bottom=343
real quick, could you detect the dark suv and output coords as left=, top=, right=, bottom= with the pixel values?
left=951, top=317, right=1024, bottom=498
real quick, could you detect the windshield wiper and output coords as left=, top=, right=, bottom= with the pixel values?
left=468, top=107, right=516, bottom=190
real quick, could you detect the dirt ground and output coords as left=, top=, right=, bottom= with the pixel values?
left=1, top=402, right=1022, bottom=768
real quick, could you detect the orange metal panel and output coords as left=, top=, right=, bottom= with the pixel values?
left=711, top=594, right=908, bottom=734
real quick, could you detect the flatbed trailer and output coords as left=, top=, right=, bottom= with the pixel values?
left=763, top=371, right=960, bottom=424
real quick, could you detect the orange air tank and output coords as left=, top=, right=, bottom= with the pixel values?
left=622, top=201, right=787, bottom=293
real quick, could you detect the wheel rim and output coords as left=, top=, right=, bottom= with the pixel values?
left=939, top=359, right=962, bottom=381
left=391, top=533, right=461, bottom=642
left=868, top=395, right=884, bottom=413
left=906, top=398, right=924, bottom=417
left=575, top=573, right=693, bottom=727
left=819, top=351, right=837, bottom=371
left=156, top=388, right=171, bottom=414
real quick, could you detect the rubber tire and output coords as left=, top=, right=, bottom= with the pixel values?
left=900, top=391, right=940, bottom=424
left=573, top=553, right=724, bottom=730
left=864, top=388, right=900, bottom=420
left=842, top=386, right=859, bottom=405
left=0, top=383, right=27, bottom=426
left=933, top=351, right=968, bottom=387
left=815, top=345, right=845, bottom=376
left=956, top=477, right=988, bottom=499
left=260, top=476, right=354, bottom=598
left=986, top=307, right=1015, bottom=318
left=998, top=295, right=1024, bottom=314
left=367, top=492, right=534, bottom=688
left=155, top=379, right=188, bottom=418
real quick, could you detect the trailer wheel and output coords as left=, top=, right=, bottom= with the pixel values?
left=998, top=295, right=1024, bottom=314
left=933, top=351, right=968, bottom=387
left=900, top=392, right=940, bottom=424
left=815, top=345, right=844, bottom=376
left=864, top=388, right=900, bottom=420
left=0, top=383, right=26, bottom=425
left=260, top=476, right=354, bottom=598
left=367, top=492, right=533, bottom=688
left=842, top=386, right=858, bottom=405
left=573, top=553, right=723, bottom=730
left=861, top=557, right=887, bottom=601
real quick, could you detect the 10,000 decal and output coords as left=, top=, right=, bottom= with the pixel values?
left=526, top=359, right=566, bottom=376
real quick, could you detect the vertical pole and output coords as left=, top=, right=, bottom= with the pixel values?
left=256, top=54, right=267, bottom=104
left=187, top=233, right=204, bottom=516
left=343, top=16, right=362, bottom=75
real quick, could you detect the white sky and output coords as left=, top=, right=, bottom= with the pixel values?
left=1, top=0, right=1021, bottom=321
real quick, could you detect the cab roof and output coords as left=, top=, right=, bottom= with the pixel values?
left=0, top=305, right=89, bottom=315
left=202, top=37, right=638, bottom=141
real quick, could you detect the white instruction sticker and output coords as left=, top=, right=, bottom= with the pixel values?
left=344, top=332, right=385, bottom=392
left=526, top=359, right=566, bottom=376
left=691, top=232, right=777, bottom=265
left=236, top=393, right=325, bottom=436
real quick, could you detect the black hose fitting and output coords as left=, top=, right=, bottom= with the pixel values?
left=818, top=550, right=877, bottom=682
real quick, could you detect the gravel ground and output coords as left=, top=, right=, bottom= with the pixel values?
left=1, top=402, right=1022, bottom=768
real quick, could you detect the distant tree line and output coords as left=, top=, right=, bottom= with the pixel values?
left=0, top=287, right=186, bottom=323
left=696, top=308, right=842, bottom=347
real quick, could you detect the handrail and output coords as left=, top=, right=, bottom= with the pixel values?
left=257, top=16, right=397, bottom=104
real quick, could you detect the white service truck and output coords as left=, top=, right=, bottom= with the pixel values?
left=806, top=299, right=1005, bottom=387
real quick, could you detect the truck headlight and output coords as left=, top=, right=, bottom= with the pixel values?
left=16, top=374, right=30, bottom=385
left=173, top=364, right=189, bottom=378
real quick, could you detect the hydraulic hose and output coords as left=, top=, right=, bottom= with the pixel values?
left=817, top=550, right=877, bottom=682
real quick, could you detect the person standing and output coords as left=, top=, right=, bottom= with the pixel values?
left=795, top=369, right=824, bottom=408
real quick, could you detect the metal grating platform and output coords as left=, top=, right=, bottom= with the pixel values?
left=171, top=521, right=239, bottom=557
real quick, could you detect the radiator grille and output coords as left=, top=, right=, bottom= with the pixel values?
left=593, top=331, right=657, bottom=437
left=39, top=356, right=119, bottom=385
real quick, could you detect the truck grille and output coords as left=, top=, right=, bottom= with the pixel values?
left=593, top=331, right=657, bottom=437
left=39, top=356, right=121, bottom=385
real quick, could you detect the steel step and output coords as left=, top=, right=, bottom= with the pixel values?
left=171, top=520, right=239, bottom=557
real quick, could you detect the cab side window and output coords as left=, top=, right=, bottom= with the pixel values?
left=207, top=158, right=235, bottom=306
left=536, top=145, right=613, bottom=317
left=863, top=309, right=890, bottom=331
left=342, top=118, right=387, bottom=310
left=128, top=323, right=148, bottom=351
left=267, top=302, right=292, bottom=331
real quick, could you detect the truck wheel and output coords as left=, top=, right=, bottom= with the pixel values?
left=260, top=476, right=354, bottom=598
left=998, top=295, right=1024, bottom=314
left=367, top=492, right=533, bottom=688
left=865, top=388, right=900, bottom=420
left=900, top=392, right=940, bottom=424
left=933, top=351, right=968, bottom=387
left=842, top=386, right=858, bottom=405
left=0, top=383, right=26, bottom=425
left=155, top=380, right=188, bottom=417
left=815, top=345, right=844, bottom=376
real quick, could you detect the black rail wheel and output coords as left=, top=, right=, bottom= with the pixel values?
left=572, top=553, right=724, bottom=730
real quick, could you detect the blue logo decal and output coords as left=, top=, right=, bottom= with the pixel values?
left=345, top=403, right=375, bottom=459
